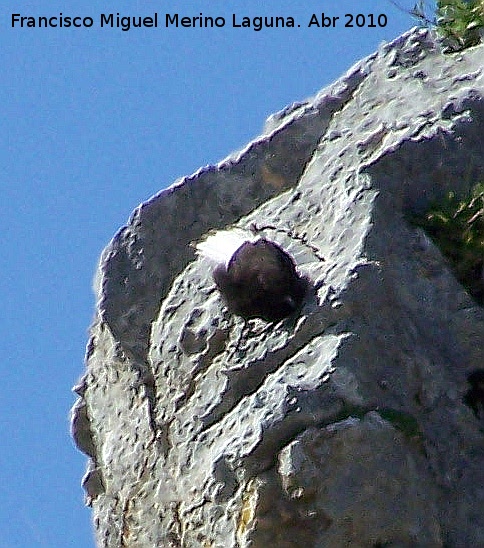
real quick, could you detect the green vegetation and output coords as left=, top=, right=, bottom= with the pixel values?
left=414, top=183, right=484, bottom=305
left=378, top=408, right=423, bottom=441
left=393, top=0, right=484, bottom=51
left=331, top=405, right=424, bottom=443
left=435, top=0, right=484, bottom=50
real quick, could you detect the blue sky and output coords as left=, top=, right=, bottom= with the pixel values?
left=0, top=1, right=421, bottom=546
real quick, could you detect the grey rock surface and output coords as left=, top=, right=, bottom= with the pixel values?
left=72, top=28, right=484, bottom=547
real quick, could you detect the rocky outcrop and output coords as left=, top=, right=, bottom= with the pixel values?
left=71, top=28, right=484, bottom=547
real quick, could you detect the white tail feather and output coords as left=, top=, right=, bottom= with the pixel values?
left=196, top=229, right=255, bottom=266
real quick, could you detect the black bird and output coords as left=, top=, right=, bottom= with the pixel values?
left=197, top=230, right=307, bottom=322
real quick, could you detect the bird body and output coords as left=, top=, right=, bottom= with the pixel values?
left=197, top=230, right=307, bottom=322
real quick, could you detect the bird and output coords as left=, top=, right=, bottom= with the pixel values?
left=197, top=229, right=308, bottom=322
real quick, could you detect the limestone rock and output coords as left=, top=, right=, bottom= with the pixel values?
left=72, top=28, right=484, bottom=547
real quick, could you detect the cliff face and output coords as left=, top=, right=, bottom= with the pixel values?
left=71, top=28, right=484, bottom=547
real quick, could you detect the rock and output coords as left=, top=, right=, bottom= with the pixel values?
left=273, top=413, right=441, bottom=547
left=71, top=28, right=484, bottom=547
